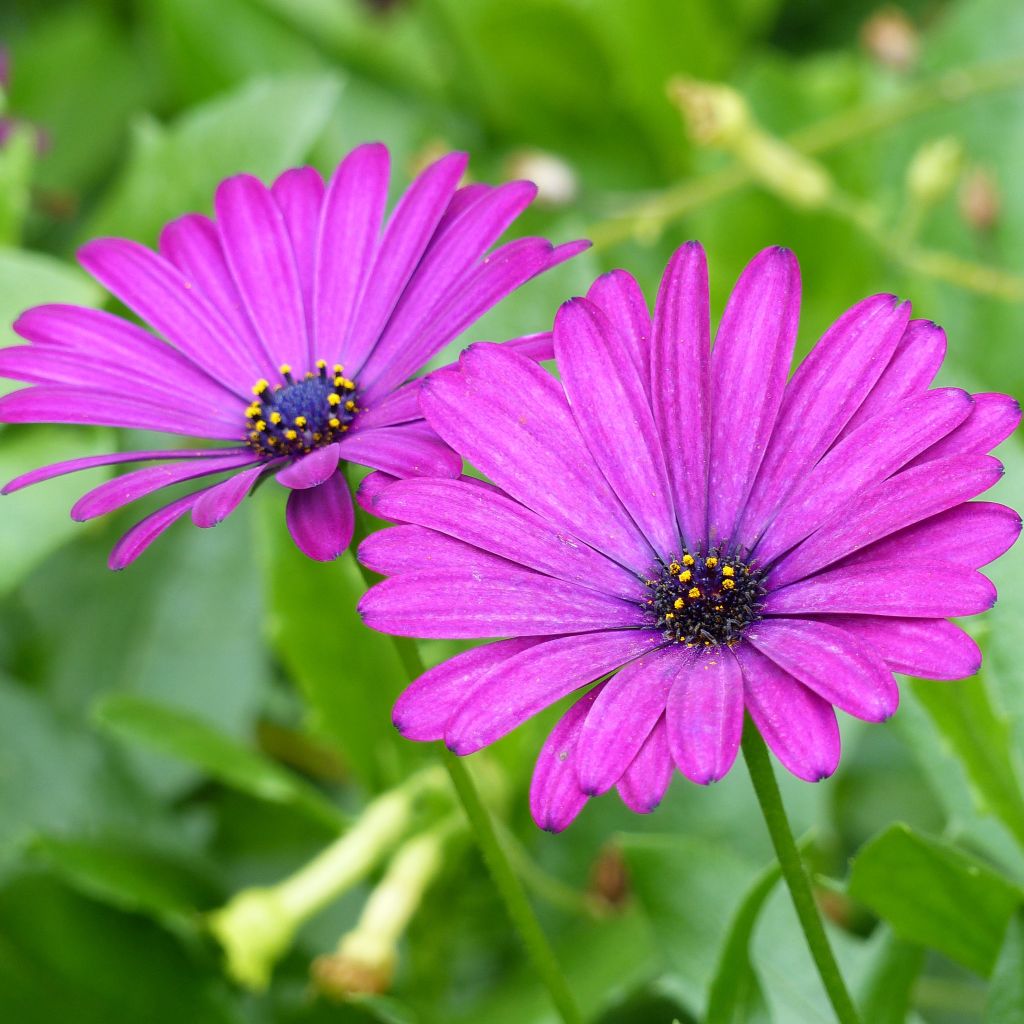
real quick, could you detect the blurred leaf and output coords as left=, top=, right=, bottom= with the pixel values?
left=85, top=72, right=342, bottom=245
left=0, top=874, right=240, bottom=1024
left=0, top=123, right=34, bottom=245
left=94, top=694, right=347, bottom=830
left=854, top=930, right=926, bottom=1024
left=910, top=675, right=1024, bottom=851
left=987, top=910, right=1024, bottom=1023
left=849, top=823, right=1023, bottom=976
left=27, top=833, right=222, bottom=930
left=260, top=499, right=421, bottom=791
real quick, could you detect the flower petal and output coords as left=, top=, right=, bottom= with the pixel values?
left=820, top=615, right=981, bottom=680
left=586, top=269, right=652, bottom=391
left=650, top=242, right=711, bottom=548
left=393, top=637, right=543, bottom=742
left=707, top=247, right=801, bottom=544
left=271, top=166, right=325, bottom=344
left=735, top=644, right=840, bottom=782
left=313, top=143, right=390, bottom=362
left=444, top=630, right=662, bottom=754
left=275, top=443, right=342, bottom=490
left=749, top=617, right=899, bottom=721
left=530, top=685, right=603, bottom=833
left=910, top=393, right=1021, bottom=465
left=191, top=463, right=266, bottom=528
left=419, top=344, right=652, bottom=570
left=616, top=717, right=673, bottom=814
left=665, top=649, right=744, bottom=784
left=575, top=646, right=678, bottom=795
left=367, top=476, right=641, bottom=600
left=108, top=492, right=204, bottom=569
left=770, top=455, right=1003, bottom=586
left=285, top=470, right=354, bottom=561
left=764, top=563, right=996, bottom=618
left=359, top=524, right=508, bottom=576
left=339, top=422, right=461, bottom=479
left=554, top=298, right=677, bottom=556
left=358, top=563, right=646, bottom=639
left=356, top=380, right=422, bottom=429
left=501, top=331, right=555, bottom=362
left=737, top=294, right=910, bottom=545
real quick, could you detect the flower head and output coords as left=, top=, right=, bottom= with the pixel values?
left=0, top=144, right=586, bottom=566
left=359, top=242, right=1021, bottom=831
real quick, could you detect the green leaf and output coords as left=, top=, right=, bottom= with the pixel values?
left=987, top=910, right=1024, bottom=1023
left=27, top=833, right=222, bottom=930
left=854, top=930, right=926, bottom=1024
left=94, top=694, right=347, bottom=831
left=85, top=72, right=342, bottom=245
left=848, top=824, right=1023, bottom=976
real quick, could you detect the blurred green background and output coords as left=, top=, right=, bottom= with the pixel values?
left=1, top=1, right=1023, bottom=1022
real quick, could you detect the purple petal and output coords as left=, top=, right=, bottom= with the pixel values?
left=359, top=236, right=589, bottom=402
left=769, top=455, right=1003, bottom=586
left=2, top=447, right=247, bottom=495
left=342, top=152, right=467, bottom=375
left=554, top=298, right=677, bottom=556
left=359, top=563, right=646, bottom=640
left=839, top=319, right=946, bottom=439
left=754, top=388, right=974, bottom=565
left=359, top=524, right=506, bottom=576
left=737, top=294, right=910, bottom=545
left=616, top=717, right=673, bottom=814
left=501, top=332, right=555, bottom=361
left=215, top=174, right=309, bottom=372
left=271, top=166, right=325, bottom=344
left=575, top=646, right=678, bottom=795
left=356, top=470, right=398, bottom=517
left=367, top=476, right=642, bottom=600
left=419, top=345, right=653, bottom=570
left=313, top=143, right=390, bottom=362
left=444, top=630, right=663, bottom=754
left=78, top=238, right=264, bottom=390
left=839, top=501, right=1021, bottom=571
left=764, top=562, right=996, bottom=618
left=821, top=615, right=981, bottom=679
left=393, top=637, right=543, bottom=742
left=650, top=242, right=711, bottom=548
left=586, top=270, right=652, bottom=391
left=530, top=685, right=603, bottom=833
left=749, top=617, right=899, bottom=721
left=735, top=644, right=840, bottom=782
left=910, top=393, right=1021, bottom=465
left=665, top=649, right=744, bottom=784
left=275, top=443, right=342, bottom=490
left=351, top=179, right=540, bottom=384
left=707, top=247, right=801, bottom=545
left=109, top=490, right=205, bottom=570
left=339, top=421, right=461, bottom=479
left=191, top=463, right=266, bottom=528
left=285, top=470, right=354, bottom=561
left=158, top=214, right=273, bottom=375
left=70, top=451, right=259, bottom=521
left=356, top=380, right=422, bottom=429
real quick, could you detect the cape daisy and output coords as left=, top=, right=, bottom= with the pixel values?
left=0, top=144, right=585, bottom=566
left=358, top=242, right=1020, bottom=831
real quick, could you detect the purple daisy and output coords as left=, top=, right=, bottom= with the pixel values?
left=0, top=144, right=586, bottom=566
left=358, top=242, right=1021, bottom=831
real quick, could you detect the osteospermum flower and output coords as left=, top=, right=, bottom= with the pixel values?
left=0, top=144, right=586, bottom=566
left=358, top=242, right=1021, bottom=831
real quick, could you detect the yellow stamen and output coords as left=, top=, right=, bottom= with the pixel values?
left=252, top=379, right=269, bottom=395
left=279, top=363, right=292, bottom=375
left=284, top=429, right=298, bottom=441
left=722, top=565, right=735, bottom=577
left=345, top=400, right=357, bottom=412
left=674, top=597, right=685, bottom=610
left=678, top=570, right=692, bottom=583
left=723, top=579, right=736, bottom=590
left=682, top=554, right=695, bottom=566
left=328, top=393, right=342, bottom=406
left=328, top=417, right=341, bottom=429
left=255, top=420, right=266, bottom=432
left=705, top=556, right=718, bottom=568
left=294, top=416, right=307, bottom=428
left=688, top=586, right=701, bottom=599
left=270, top=411, right=283, bottom=425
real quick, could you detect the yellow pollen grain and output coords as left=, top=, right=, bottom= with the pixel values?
left=723, top=579, right=736, bottom=590
left=345, top=400, right=356, bottom=411
left=705, top=556, right=718, bottom=568
left=682, top=554, right=695, bottom=566
left=673, top=597, right=685, bottom=610
left=333, top=364, right=344, bottom=374
left=269, top=411, right=282, bottom=424
left=665, top=612, right=675, bottom=620
left=284, top=429, right=298, bottom=441
left=678, top=569, right=692, bottom=583
left=722, top=565, right=735, bottom=577
left=328, top=393, right=342, bottom=406
left=669, top=561, right=681, bottom=574
left=313, top=432, right=322, bottom=442
left=252, top=379, right=269, bottom=395
left=294, top=416, right=307, bottom=428
left=341, top=424, right=350, bottom=432
left=316, top=359, right=327, bottom=369
left=688, top=586, right=701, bottom=599
left=266, top=436, right=277, bottom=445
left=255, top=420, right=266, bottom=432
left=328, top=417, right=341, bottom=429
left=279, top=363, right=292, bottom=375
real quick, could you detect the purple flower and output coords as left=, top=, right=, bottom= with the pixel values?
left=0, top=144, right=586, bottom=566
left=358, top=242, right=1021, bottom=831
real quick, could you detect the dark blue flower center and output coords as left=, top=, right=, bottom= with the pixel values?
left=245, top=361, right=359, bottom=458
left=645, top=549, right=765, bottom=647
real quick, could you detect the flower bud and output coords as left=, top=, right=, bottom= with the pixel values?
left=906, top=136, right=964, bottom=208
left=504, top=149, right=578, bottom=207
left=860, top=7, right=920, bottom=72
left=959, top=167, right=1001, bottom=232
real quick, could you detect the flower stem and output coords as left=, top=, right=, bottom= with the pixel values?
left=349, top=507, right=583, bottom=1024
left=740, top=719, right=861, bottom=1024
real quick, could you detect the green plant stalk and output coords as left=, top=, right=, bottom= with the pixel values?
left=350, top=506, right=583, bottom=1024
left=741, top=719, right=861, bottom=1024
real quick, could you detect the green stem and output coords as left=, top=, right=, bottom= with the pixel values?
left=741, top=719, right=861, bottom=1024
left=350, top=504, right=583, bottom=1024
